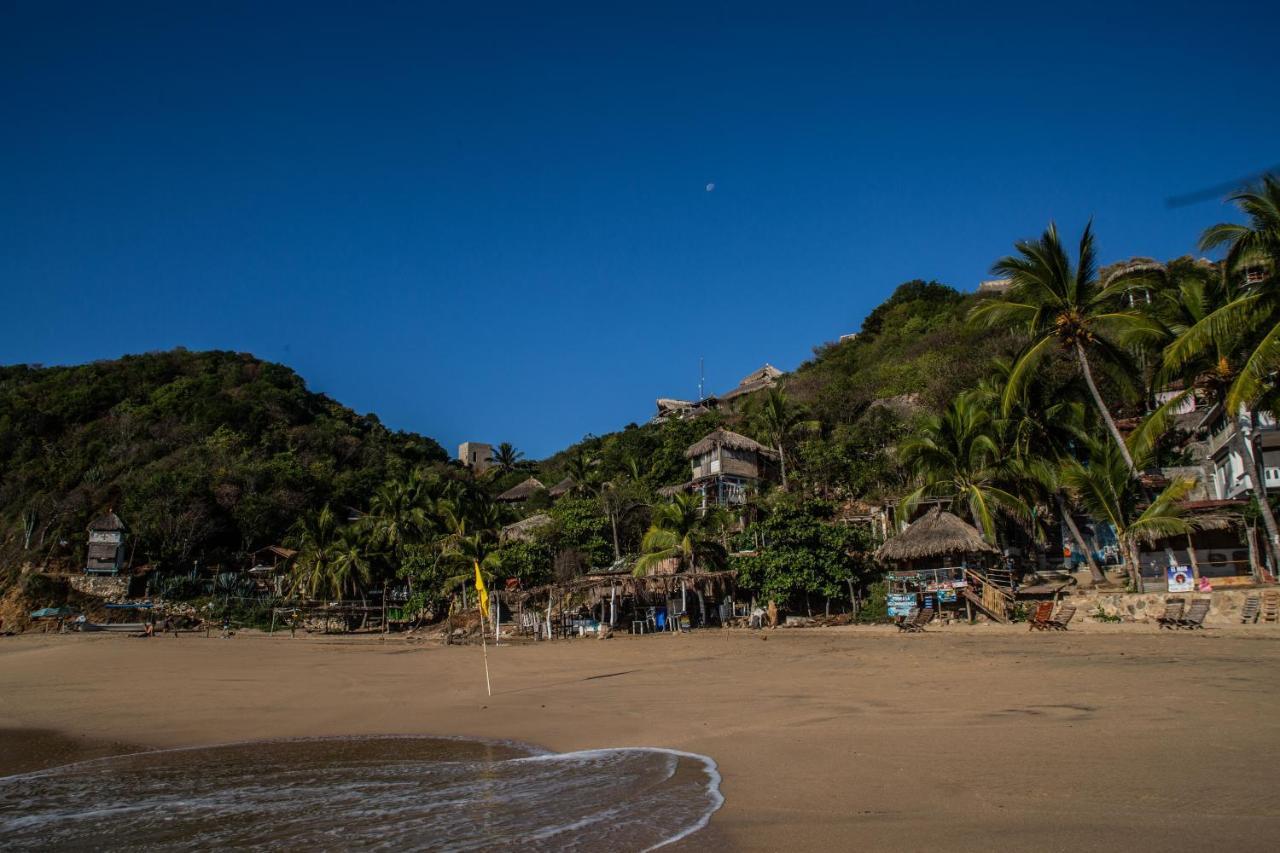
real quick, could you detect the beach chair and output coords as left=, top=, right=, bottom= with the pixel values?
left=1027, top=601, right=1055, bottom=631
left=1177, top=598, right=1211, bottom=630
left=1240, top=594, right=1260, bottom=624
left=1156, top=598, right=1185, bottom=629
left=1262, top=592, right=1280, bottom=623
left=1048, top=603, right=1076, bottom=631
left=900, top=606, right=934, bottom=633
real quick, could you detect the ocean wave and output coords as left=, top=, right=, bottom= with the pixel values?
left=0, top=736, right=723, bottom=851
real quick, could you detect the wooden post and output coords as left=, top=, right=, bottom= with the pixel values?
left=1184, top=534, right=1201, bottom=583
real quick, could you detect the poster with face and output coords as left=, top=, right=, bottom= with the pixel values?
left=1167, top=566, right=1194, bottom=593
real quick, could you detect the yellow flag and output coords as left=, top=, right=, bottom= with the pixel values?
left=473, top=560, right=489, bottom=620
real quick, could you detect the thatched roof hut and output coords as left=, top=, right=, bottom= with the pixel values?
left=875, top=507, right=997, bottom=563
left=496, top=477, right=546, bottom=502
left=501, top=513, right=551, bottom=543
left=684, top=428, right=776, bottom=459
left=548, top=477, right=576, bottom=498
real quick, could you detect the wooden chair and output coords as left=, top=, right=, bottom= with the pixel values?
left=1027, top=601, right=1055, bottom=631
left=1262, top=591, right=1280, bottom=623
left=1156, top=598, right=1185, bottom=630
left=1178, top=598, right=1211, bottom=630
left=895, top=607, right=920, bottom=632
left=1048, top=603, right=1077, bottom=631
left=1240, top=594, right=1261, bottom=624
left=900, top=606, right=934, bottom=633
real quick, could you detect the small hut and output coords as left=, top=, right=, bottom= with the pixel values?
left=548, top=477, right=577, bottom=499
left=496, top=477, right=546, bottom=503
left=875, top=507, right=999, bottom=619
left=85, top=511, right=128, bottom=575
left=500, top=513, right=551, bottom=543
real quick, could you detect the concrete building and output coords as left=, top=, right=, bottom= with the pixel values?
left=457, top=441, right=494, bottom=474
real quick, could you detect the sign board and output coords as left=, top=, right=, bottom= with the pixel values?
left=887, top=594, right=916, bottom=617
left=1167, top=565, right=1194, bottom=593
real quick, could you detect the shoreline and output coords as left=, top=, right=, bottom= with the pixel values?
left=3, top=627, right=1279, bottom=850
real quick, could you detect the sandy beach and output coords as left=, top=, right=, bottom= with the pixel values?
left=3, top=623, right=1279, bottom=851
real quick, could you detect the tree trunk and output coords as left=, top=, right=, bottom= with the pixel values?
left=610, top=512, right=621, bottom=561
left=1057, top=492, right=1106, bottom=585
left=1184, top=533, right=1201, bottom=583
left=1125, top=538, right=1144, bottom=592
left=777, top=440, right=788, bottom=490
left=1236, top=428, right=1280, bottom=572
left=1075, top=343, right=1138, bottom=474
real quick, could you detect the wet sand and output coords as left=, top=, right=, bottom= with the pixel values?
left=3, top=623, right=1279, bottom=851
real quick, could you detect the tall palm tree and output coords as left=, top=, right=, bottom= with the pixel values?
left=633, top=492, right=730, bottom=576
left=1061, top=441, right=1222, bottom=592
left=897, top=392, right=1028, bottom=543
left=973, top=222, right=1153, bottom=473
left=491, top=442, right=525, bottom=475
left=971, top=363, right=1108, bottom=583
left=751, top=388, right=818, bottom=489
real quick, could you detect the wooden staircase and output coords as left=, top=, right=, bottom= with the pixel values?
left=962, top=567, right=1014, bottom=623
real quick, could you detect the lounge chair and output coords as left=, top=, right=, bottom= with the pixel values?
left=1027, top=601, right=1055, bottom=631
left=898, top=606, right=934, bottom=633
left=1156, top=598, right=1185, bottom=629
left=1177, top=598, right=1211, bottom=630
left=1048, top=604, right=1076, bottom=631
left=1262, top=591, right=1280, bottom=623
left=1241, top=594, right=1261, bottom=624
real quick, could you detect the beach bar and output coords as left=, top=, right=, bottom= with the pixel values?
left=875, top=507, right=1008, bottom=622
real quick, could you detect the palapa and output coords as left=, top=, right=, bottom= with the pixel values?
left=547, top=477, right=577, bottom=498
left=684, top=428, right=777, bottom=459
left=874, top=507, right=997, bottom=562
left=500, top=513, right=551, bottom=543
left=496, top=477, right=546, bottom=502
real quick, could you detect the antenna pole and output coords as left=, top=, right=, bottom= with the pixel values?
left=699, top=357, right=705, bottom=401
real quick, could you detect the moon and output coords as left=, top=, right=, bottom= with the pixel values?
left=705, top=182, right=715, bottom=192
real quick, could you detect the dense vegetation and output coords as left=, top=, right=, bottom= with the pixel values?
left=0, top=350, right=446, bottom=581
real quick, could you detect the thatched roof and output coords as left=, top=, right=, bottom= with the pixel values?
left=874, top=507, right=997, bottom=562
left=501, top=513, right=551, bottom=543
left=496, top=477, right=546, bottom=502
left=656, top=482, right=690, bottom=497
left=87, top=511, right=127, bottom=532
left=719, top=363, right=782, bottom=401
left=685, top=428, right=776, bottom=459
left=548, top=477, right=576, bottom=497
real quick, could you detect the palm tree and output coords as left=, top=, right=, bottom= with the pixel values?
left=1060, top=440, right=1222, bottom=591
left=751, top=388, right=817, bottom=489
left=971, top=360, right=1107, bottom=583
left=288, top=505, right=371, bottom=599
left=360, top=480, right=431, bottom=575
left=974, top=222, right=1153, bottom=473
left=1167, top=178, right=1280, bottom=563
left=491, top=442, right=525, bottom=475
left=633, top=492, right=730, bottom=576
left=563, top=450, right=598, bottom=497
left=898, top=392, right=1028, bottom=544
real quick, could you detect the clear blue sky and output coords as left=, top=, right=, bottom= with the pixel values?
left=4, top=2, right=1277, bottom=458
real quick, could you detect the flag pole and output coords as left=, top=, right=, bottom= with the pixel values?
left=479, top=607, right=492, bottom=697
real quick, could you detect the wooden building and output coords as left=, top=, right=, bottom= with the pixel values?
left=85, top=511, right=128, bottom=575
left=681, top=428, right=779, bottom=507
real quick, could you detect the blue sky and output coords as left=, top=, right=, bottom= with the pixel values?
left=4, top=2, right=1278, bottom=457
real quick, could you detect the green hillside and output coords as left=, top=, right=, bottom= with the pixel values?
left=0, top=350, right=447, bottom=577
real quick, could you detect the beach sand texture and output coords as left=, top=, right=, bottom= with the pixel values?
left=3, top=623, right=1278, bottom=851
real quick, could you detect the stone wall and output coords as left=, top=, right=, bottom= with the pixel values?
left=1064, top=588, right=1263, bottom=626
left=67, top=575, right=130, bottom=603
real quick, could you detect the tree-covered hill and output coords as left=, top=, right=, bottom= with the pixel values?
left=0, top=350, right=447, bottom=575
